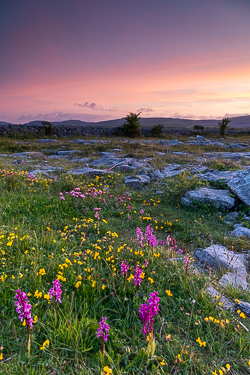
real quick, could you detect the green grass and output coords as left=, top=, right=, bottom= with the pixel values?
left=0, top=136, right=250, bottom=374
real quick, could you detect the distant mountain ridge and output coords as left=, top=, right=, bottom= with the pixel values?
left=1, top=115, right=250, bottom=128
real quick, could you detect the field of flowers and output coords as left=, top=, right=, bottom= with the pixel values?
left=1, top=163, right=250, bottom=374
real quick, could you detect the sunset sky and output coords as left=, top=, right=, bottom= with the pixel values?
left=1, top=0, right=250, bottom=124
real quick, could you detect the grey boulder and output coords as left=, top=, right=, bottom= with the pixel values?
left=228, top=170, right=250, bottom=206
left=231, top=226, right=250, bottom=239
left=181, top=188, right=235, bottom=210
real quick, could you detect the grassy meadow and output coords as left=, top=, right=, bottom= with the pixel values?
left=0, top=135, right=250, bottom=374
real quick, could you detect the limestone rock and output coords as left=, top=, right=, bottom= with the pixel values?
left=231, top=226, right=250, bottom=239
left=67, top=167, right=109, bottom=176
left=228, top=170, right=250, bottom=206
left=181, top=188, right=235, bottom=210
left=195, top=244, right=248, bottom=273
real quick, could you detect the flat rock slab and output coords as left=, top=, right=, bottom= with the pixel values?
left=181, top=187, right=235, bottom=210
left=205, top=285, right=234, bottom=310
left=219, top=271, right=248, bottom=290
left=71, top=140, right=110, bottom=144
left=67, top=168, right=109, bottom=176
left=236, top=301, right=250, bottom=316
left=228, top=170, right=250, bottom=206
left=125, top=175, right=150, bottom=189
left=231, top=226, right=250, bottom=239
left=36, top=139, right=58, bottom=143
left=12, top=152, right=43, bottom=158
left=195, top=244, right=248, bottom=273
left=197, top=170, right=242, bottom=183
left=57, top=150, right=81, bottom=155
left=204, top=152, right=250, bottom=160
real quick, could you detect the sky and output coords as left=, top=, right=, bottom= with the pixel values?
left=0, top=0, right=250, bottom=124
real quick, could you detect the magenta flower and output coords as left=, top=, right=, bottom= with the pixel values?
left=133, top=265, right=143, bottom=287
left=145, top=225, right=158, bottom=247
left=136, top=227, right=144, bottom=248
left=14, top=289, right=33, bottom=327
left=166, top=235, right=171, bottom=246
left=121, top=260, right=130, bottom=276
left=140, top=209, right=144, bottom=215
left=49, top=279, right=62, bottom=303
left=138, top=291, right=160, bottom=336
left=97, top=317, right=110, bottom=343
left=144, top=259, right=149, bottom=268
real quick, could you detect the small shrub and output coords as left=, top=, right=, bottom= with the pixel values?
left=41, top=121, right=56, bottom=136
left=150, top=124, right=164, bottom=137
left=193, top=125, right=204, bottom=131
left=164, top=171, right=207, bottom=200
left=121, top=112, right=141, bottom=137
left=218, top=117, right=231, bottom=138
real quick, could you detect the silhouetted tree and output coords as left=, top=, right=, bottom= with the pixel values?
left=122, top=112, right=141, bottom=137
left=218, top=117, right=231, bottom=138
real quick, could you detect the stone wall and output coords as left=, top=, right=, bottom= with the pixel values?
left=0, top=123, right=249, bottom=137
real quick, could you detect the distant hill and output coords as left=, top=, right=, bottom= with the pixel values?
left=0, top=121, right=13, bottom=125
left=1, top=115, right=250, bottom=129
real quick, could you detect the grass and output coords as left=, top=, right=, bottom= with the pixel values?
left=0, top=135, right=250, bottom=374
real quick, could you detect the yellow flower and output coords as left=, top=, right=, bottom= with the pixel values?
left=148, top=277, right=154, bottom=284
left=212, top=371, right=217, bottom=375
left=102, top=285, right=106, bottom=290
left=0, top=353, right=3, bottom=360
left=33, top=316, right=38, bottom=324
left=12, top=275, right=15, bottom=279
left=75, top=281, right=82, bottom=288
left=39, top=268, right=46, bottom=276
left=22, top=319, right=26, bottom=326
left=103, top=366, right=112, bottom=374
left=34, top=290, right=42, bottom=298
left=226, top=364, right=230, bottom=371
left=160, top=359, right=166, bottom=365
left=165, top=290, right=173, bottom=296
left=219, top=370, right=223, bottom=375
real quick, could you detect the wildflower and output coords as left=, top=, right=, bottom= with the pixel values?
left=40, top=340, right=50, bottom=350
left=165, top=290, right=173, bottom=296
left=102, top=366, right=112, bottom=375
left=133, top=265, right=143, bottom=287
left=97, top=317, right=110, bottom=352
left=136, top=227, right=144, bottom=248
left=226, top=364, right=230, bottom=371
left=160, top=359, right=166, bottom=365
left=48, top=279, right=62, bottom=303
left=14, top=289, right=33, bottom=327
left=166, top=334, right=171, bottom=340
left=121, top=260, right=129, bottom=276
left=148, top=277, right=154, bottom=284
left=39, top=268, right=46, bottom=276
left=14, top=289, right=33, bottom=357
left=196, top=337, right=206, bottom=347
left=144, top=259, right=149, bottom=267
left=138, top=291, right=160, bottom=336
left=145, top=225, right=158, bottom=247
left=183, top=253, right=191, bottom=274
left=102, top=285, right=106, bottom=290
left=75, top=281, right=82, bottom=288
